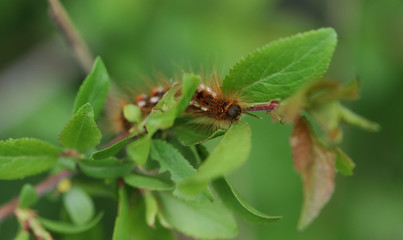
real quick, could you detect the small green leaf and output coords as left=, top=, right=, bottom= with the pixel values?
left=73, top=57, right=110, bottom=120
left=79, top=158, right=134, bottom=179
left=0, top=138, right=61, bottom=180
left=339, top=105, right=380, bottom=132
left=124, top=173, right=174, bottom=191
left=123, top=104, right=142, bottom=124
left=113, top=186, right=175, bottom=240
left=59, top=103, right=102, bottom=152
left=158, top=192, right=238, bottom=239
left=179, top=122, right=251, bottom=195
left=63, top=187, right=95, bottom=225
left=126, top=135, right=151, bottom=165
left=174, top=118, right=226, bottom=146
left=91, top=134, right=136, bottom=160
left=150, top=140, right=213, bottom=201
left=144, top=190, right=158, bottom=227
left=39, top=212, right=103, bottom=234
left=145, top=73, right=200, bottom=136
left=334, top=147, right=355, bottom=176
left=212, top=178, right=281, bottom=223
left=19, top=184, right=38, bottom=209
left=223, top=28, right=337, bottom=102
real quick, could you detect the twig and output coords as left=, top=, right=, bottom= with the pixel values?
left=0, top=170, right=74, bottom=223
left=48, top=0, right=94, bottom=73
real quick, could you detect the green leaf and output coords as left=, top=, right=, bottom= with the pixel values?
left=334, top=147, right=355, bottom=176
left=59, top=103, right=102, bottom=152
left=174, top=118, right=226, bottom=146
left=123, top=104, right=142, bottom=124
left=126, top=135, right=151, bottom=165
left=113, top=186, right=175, bottom=240
left=222, top=28, right=337, bottom=102
left=145, top=73, right=200, bottom=136
left=339, top=105, right=380, bottom=131
left=79, top=158, right=134, bottom=179
left=63, top=187, right=95, bottom=225
left=73, top=57, right=110, bottom=120
left=39, top=212, right=103, bottom=234
left=144, top=190, right=158, bottom=227
left=91, top=134, right=136, bottom=160
left=179, top=122, right=251, bottom=195
left=212, top=178, right=281, bottom=223
left=0, top=138, right=61, bottom=180
left=158, top=192, right=238, bottom=239
left=150, top=140, right=213, bottom=201
left=19, top=184, right=38, bottom=209
left=290, top=117, right=335, bottom=230
left=124, top=173, right=174, bottom=191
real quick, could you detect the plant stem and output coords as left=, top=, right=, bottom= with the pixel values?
left=0, top=170, right=74, bottom=223
left=48, top=0, right=94, bottom=73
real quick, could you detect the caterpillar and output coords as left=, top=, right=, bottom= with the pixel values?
left=112, top=74, right=280, bottom=134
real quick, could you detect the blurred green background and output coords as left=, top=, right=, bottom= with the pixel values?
left=1, top=0, right=402, bottom=239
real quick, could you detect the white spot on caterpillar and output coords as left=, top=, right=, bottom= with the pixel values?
left=201, top=106, right=208, bottom=111
left=199, top=84, right=206, bottom=90
left=150, top=96, right=160, bottom=103
left=190, top=100, right=200, bottom=107
left=138, top=100, right=146, bottom=107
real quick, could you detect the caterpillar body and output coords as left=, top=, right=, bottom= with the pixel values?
left=114, top=76, right=279, bottom=134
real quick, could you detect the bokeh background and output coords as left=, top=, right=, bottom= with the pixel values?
left=1, top=0, right=402, bottom=239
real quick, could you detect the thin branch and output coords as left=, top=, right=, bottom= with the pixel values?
left=0, top=170, right=74, bottom=223
left=48, top=0, right=94, bottom=73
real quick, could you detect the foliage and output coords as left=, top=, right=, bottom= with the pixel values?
left=0, top=28, right=378, bottom=239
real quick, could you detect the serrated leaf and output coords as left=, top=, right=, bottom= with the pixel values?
left=91, top=134, right=136, bottom=160
left=150, top=140, right=213, bottom=201
left=39, top=212, right=103, bottom=234
left=59, top=103, right=102, bottom=152
left=63, top=187, right=95, bottom=225
left=73, top=57, right=110, bottom=120
left=144, top=190, right=158, bottom=227
left=19, top=184, right=38, bottom=209
left=179, top=122, right=251, bottom=195
left=334, top=147, right=355, bottom=176
left=126, top=135, right=151, bottom=165
left=290, top=117, right=335, bottom=230
left=79, top=158, right=134, bottom=179
left=124, top=173, right=174, bottom=191
left=113, top=186, right=175, bottom=240
left=175, top=73, right=201, bottom=116
left=0, top=138, right=61, bottom=180
left=158, top=192, right=238, bottom=239
left=212, top=178, right=281, bottom=223
left=223, top=28, right=337, bottom=102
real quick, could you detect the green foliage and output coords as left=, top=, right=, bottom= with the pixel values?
left=63, top=187, right=95, bottom=225
left=39, top=213, right=104, bottom=234
left=18, top=184, right=38, bottom=209
left=222, top=28, right=337, bottom=102
left=79, top=158, right=134, bottom=179
left=212, top=178, right=281, bottom=223
left=0, top=138, right=61, bottom=180
left=158, top=192, right=238, bottom=239
left=59, top=103, right=101, bottom=152
left=179, top=122, right=251, bottom=195
left=0, top=27, right=379, bottom=240
left=73, top=57, right=110, bottom=120
left=124, top=173, right=174, bottom=191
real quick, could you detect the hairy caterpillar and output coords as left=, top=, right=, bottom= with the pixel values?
left=110, top=73, right=279, bottom=134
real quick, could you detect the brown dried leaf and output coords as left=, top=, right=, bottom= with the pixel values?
left=290, top=117, right=335, bottom=230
